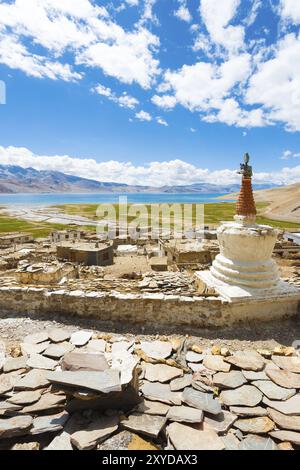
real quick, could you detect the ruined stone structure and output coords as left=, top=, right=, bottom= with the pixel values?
left=160, top=239, right=217, bottom=266
left=16, top=262, right=77, bottom=285
left=0, top=232, right=33, bottom=248
left=50, top=229, right=85, bottom=244
left=57, top=242, right=113, bottom=267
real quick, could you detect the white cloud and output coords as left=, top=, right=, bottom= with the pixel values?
left=125, top=0, right=139, bottom=6
left=93, top=84, right=139, bottom=109
left=156, top=117, right=168, bottom=126
left=1, top=145, right=300, bottom=187
left=280, top=0, right=300, bottom=24
left=199, top=0, right=245, bottom=53
left=280, top=150, right=300, bottom=160
left=246, top=33, right=300, bottom=131
left=174, top=2, right=192, bottom=23
left=135, top=110, right=152, bottom=121
left=151, top=94, right=177, bottom=109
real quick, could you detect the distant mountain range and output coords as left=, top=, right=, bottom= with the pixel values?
left=0, top=164, right=275, bottom=194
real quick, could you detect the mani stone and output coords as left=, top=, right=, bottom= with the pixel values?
left=21, top=341, right=50, bottom=356
left=61, top=352, right=109, bottom=372
left=239, top=435, right=277, bottom=451
left=121, top=412, right=166, bottom=438
left=70, top=331, right=92, bottom=347
left=3, top=356, right=27, bottom=373
left=185, top=351, right=204, bottom=363
left=253, top=380, right=296, bottom=401
left=141, top=382, right=182, bottom=405
left=71, top=415, right=119, bottom=450
left=87, top=339, right=106, bottom=353
left=266, top=368, right=300, bottom=389
left=263, top=395, right=300, bottom=415
left=24, top=331, right=49, bottom=345
left=204, top=411, right=237, bottom=434
left=166, top=406, right=204, bottom=424
left=234, top=417, right=275, bottom=434
left=270, top=430, right=300, bottom=446
left=47, top=328, right=71, bottom=343
left=47, top=370, right=121, bottom=394
left=14, top=369, right=50, bottom=390
left=268, top=408, right=300, bottom=432
left=7, top=390, right=41, bottom=405
left=220, top=385, right=263, bottom=407
left=0, top=415, right=33, bottom=439
left=242, top=370, right=268, bottom=381
left=271, top=355, right=300, bottom=374
left=170, top=374, right=193, bottom=391
left=26, top=354, right=57, bottom=371
left=136, top=399, right=170, bottom=416
left=182, top=387, right=222, bottom=415
left=140, top=341, right=172, bottom=360
left=167, top=422, right=225, bottom=451
left=45, top=432, right=73, bottom=451
left=21, top=393, right=66, bottom=414
left=229, top=406, right=268, bottom=417
left=213, top=371, right=247, bottom=389
left=225, top=351, right=265, bottom=371
left=30, top=411, right=69, bottom=435
left=203, top=355, right=231, bottom=373
left=144, top=363, right=183, bottom=383
left=43, top=342, right=74, bottom=359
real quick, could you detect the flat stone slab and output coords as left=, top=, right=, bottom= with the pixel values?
left=268, top=408, right=300, bottom=432
left=30, top=411, right=69, bottom=435
left=47, top=328, right=71, bottom=343
left=3, top=356, right=27, bottom=373
left=229, top=406, right=268, bottom=417
left=24, top=332, right=49, bottom=345
left=47, top=370, right=121, bottom=394
left=70, top=331, right=92, bottom=347
left=166, top=406, right=203, bottom=424
left=43, top=342, right=74, bottom=359
left=234, top=416, right=275, bottom=434
left=204, top=411, right=237, bottom=434
left=46, top=431, right=73, bottom=450
left=87, top=340, right=106, bottom=353
left=242, top=370, right=268, bottom=381
left=225, top=351, right=265, bottom=371
left=14, top=369, right=50, bottom=390
left=252, top=380, right=296, bottom=401
left=213, top=371, right=247, bottom=389
left=22, top=393, right=66, bottom=414
left=137, top=399, right=170, bottom=416
left=266, top=368, right=300, bottom=389
left=121, top=412, right=166, bottom=438
left=185, top=351, right=204, bottom=363
left=182, top=387, right=222, bottom=415
left=220, top=385, right=263, bottom=407
left=62, top=352, right=109, bottom=372
left=263, top=395, right=300, bottom=415
left=167, top=422, right=225, bottom=450
left=203, top=355, right=231, bottom=373
left=7, top=390, right=41, bottom=405
left=0, top=415, right=33, bottom=439
left=71, top=415, right=119, bottom=450
left=21, top=341, right=50, bottom=356
left=144, top=364, right=183, bottom=383
left=0, top=374, right=19, bottom=395
left=271, top=355, right=300, bottom=374
left=222, top=434, right=240, bottom=450
left=141, top=382, right=182, bottom=405
left=26, top=354, right=57, bottom=371
left=111, top=341, right=134, bottom=354
left=269, top=430, right=300, bottom=446
left=140, top=341, right=172, bottom=360
left=170, top=374, right=193, bottom=391
left=0, top=401, right=22, bottom=415
left=239, top=435, right=277, bottom=451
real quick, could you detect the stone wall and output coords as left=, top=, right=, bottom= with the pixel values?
left=0, top=286, right=298, bottom=328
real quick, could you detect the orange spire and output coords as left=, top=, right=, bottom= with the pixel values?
left=236, top=153, right=257, bottom=219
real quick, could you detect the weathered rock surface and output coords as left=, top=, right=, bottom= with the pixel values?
left=266, top=368, right=300, bottom=389
left=46, top=431, right=73, bottom=450
left=71, top=415, right=119, bottom=450
left=268, top=408, right=300, bottom=432
left=234, top=416, right=275, bottom=434
left=62, top=352, right=109, bottom=372
left=121, top=412, right=166, bottom=438
left=239, top=434, right=277, bottom=451
left=0, top=415, right=33, bottom=439
left=26, top=354, right=57, bottom=371
left=21, top=342, right=50, bottom=356
left=170, top=374, right=192, bottom=391
left=140, top=341, right=172, bottom=360
left=271, top=355, right=300, bottom=374
left=242, top=370, right=268, bottom=381
left=229, top=406, right=268, bottom=417
left=7, top=390, right=41, bottom=405
left=225, top=351, right=265, bottom=371
left=70, top=331, right=92, bottom=347
left=213, top=371, right=246, bottom=389
left=252, top=380, right=296, bottom=401
left=166, top=406, right=203, bottom=424
left=14, top=369, right=49, bottom=390
left=22, top=393, right=66, bottom=414
left=186, top=351, right=204, bottom=363
left=3, top=356, right=27, bottom=373
left=203, top=355, right=231, bottom=373
left=141, top=382, right=182, bottom=405
left=136, top=399, right=170, bottom=416
left=30, top=411, right=69, bottom=435
left=182, top=387, right=222, bottom=415
left=47, top=329, right=71, bottom=344
left=263, top=395, right=300, bottom=415
left=167, top=422, right=225, bottom=450
left=144, top=363, right=183, bottom=383
left=47, top=370, right=121, bottom=394
left=220, top=385, right=262, bottom=407
left=269, top=430, right=300, bottom=446
left=43, top=342, right=74, bottom=359
left=24, top=332, right=48, bottom=345
left=204, top=411, right=237, bottom=434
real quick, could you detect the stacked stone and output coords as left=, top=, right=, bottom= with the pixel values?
left=236, top=176, right=257, bottom=219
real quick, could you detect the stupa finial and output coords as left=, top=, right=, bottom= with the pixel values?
left=235, top=153, right=257, bottom=222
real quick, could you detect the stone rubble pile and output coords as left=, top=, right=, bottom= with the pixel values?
left=1, top=333, right=300, bottom=450
left=138, top=272, right=197, bottom=296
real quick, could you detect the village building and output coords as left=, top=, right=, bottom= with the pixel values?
left=15, top=261, right=77, bottom=285
left=0, top=232, right=33, bottom=248
left=50, top=229, right=85, bottom=244
left=159, top=238, right=218, bottom=266
left=56, top=241, right=114, bottom=266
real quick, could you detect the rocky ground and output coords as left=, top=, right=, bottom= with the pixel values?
left=1, top=321, right=300, bottom=451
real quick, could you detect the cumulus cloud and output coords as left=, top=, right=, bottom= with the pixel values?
left=1, top=145, right=300, bottom=187
left=174, top=2, right=192, bottom=23
left=280, top=150, right=300, bottom=160
left=156, top=117, right=168, bottom=126
left=93, top=84, right=139, bottom=109
left=280, top=0, right=300, bottom=24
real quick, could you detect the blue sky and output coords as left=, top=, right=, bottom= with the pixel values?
left=0, top=0, right=300, bottom=187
